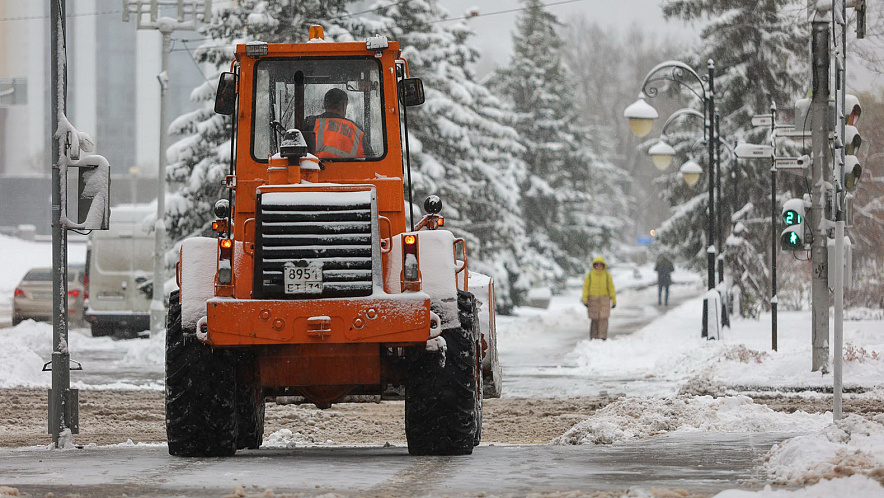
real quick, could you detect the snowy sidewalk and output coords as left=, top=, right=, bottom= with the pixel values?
left=565, top=291, right=884, bottom=394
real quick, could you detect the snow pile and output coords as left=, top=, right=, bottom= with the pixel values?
left=709, top=313, right=884, bottom=391
left=262, top=429, right=332, bottom=448
left=0, top=486, right=21, bottom=497
left=714, top=475, right=884, bottom=497
left=0, top=323, right=48, bottom=387
left=553, top=395, right=830, bottom=445
left=118, top=329, right=165, bottom=367
left=763, top=414, right=884, bottom=485
left=0, top=320, right=163, bottom=389
left=501, top=298, right=591, bottom=342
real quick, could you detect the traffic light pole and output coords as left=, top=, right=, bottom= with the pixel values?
left=50, top=0, right=74, bottom=448
left=769, top=104, right=778, bottom=352
left=834, top=219, right=844, bottom=419
left=810, top=19, right=830, bottom=373
left=831, top=0, right=850, bottom=422
left=715, top=113, right=724, bottom=286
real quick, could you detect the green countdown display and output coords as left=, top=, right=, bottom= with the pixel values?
left=783, top=209, right=802, bottom=226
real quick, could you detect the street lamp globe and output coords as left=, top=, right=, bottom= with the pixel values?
left=624, top=96, right=658, bottom=138
left=648, top=140, right=676, bottom=170
left=680, top=160, right=703, bottom=186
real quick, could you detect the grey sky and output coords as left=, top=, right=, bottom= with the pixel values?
left=433, top=0, right=879, bottom=91
left=435, top=0, right=697, bottom=73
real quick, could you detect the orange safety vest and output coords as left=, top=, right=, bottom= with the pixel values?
left=313, top=117, right=365, bottom=159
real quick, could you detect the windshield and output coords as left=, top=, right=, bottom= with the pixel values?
left=253, top=58, right=385, bottom=161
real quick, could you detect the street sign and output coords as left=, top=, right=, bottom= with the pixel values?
left=777, top=128, right=812, bottom=138
left=751, top=114, right=773, bottom=127
left=775, top=157, right=803, bottom=169
left=735, top=143, right=774, bottom=158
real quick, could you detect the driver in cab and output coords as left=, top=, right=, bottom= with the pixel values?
left=306, top=88, right=372, bottom=159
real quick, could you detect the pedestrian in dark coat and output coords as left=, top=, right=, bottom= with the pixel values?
left=654, top=254, right=675, bottom=306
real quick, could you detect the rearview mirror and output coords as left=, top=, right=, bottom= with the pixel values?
left=214, top=72, right=237, bottom=115
left=399, top=78, right=425, bottom=107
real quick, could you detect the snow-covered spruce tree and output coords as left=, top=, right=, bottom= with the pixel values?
left=166, top=1, right=381, bottom=244
left=656, top=0, right=809, bottom=316
left=493, top=0, right=629, bottom=282
left=372, top=0, right=531, bottom=310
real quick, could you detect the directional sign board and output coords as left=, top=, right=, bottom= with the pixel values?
left=735, top=143, right=774, bottom=159
left=775, top=157, right=804, bottom=169
left=775, top=156, right=811, bottom=178
left=777, top=128, right=812, bottom=138
left=751, top=114, right=773, bottom=127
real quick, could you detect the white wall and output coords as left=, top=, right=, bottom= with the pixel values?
left=135, top=29, right=161, bottom=175
left=1, top=2, right=47, bottom=176
left=71, top=0, right=98, bottom=146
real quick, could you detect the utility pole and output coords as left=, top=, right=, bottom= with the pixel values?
left=151, top=23, right=172, bottom=335
left=49, top=0, right=73, bottom=448
left=123, top=0, right=211, bottom=334
left=810, top=17, right=830, bottom=373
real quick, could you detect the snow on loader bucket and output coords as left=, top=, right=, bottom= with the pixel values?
left=166, top=28, right=500, bottom=458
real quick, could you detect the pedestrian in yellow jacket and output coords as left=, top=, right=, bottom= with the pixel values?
left=581, top=256, right=616, bottom=340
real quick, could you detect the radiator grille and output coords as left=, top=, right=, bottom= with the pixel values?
left=254, top=190, right=375, bottom=299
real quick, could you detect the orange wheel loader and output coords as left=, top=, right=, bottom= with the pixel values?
left=166, top=27, right=501, bottom=458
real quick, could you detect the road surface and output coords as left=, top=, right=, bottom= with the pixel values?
left=1, top=432, right=789, bottom=497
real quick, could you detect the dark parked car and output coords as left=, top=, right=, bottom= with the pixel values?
left=12, top=266, right=86, bottom=326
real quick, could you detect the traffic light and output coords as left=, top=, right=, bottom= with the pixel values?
left=845, top=156, right=863, bottom=192
left=845, top=94, right=862, bottom=126
left=781, top=198, right=807, bottom=251
left=844, top=95, right=863, bottom=192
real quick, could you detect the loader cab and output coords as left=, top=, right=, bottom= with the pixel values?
left=217, top=37, right=424, bottom=185
left=252, top=57, right=387, bottom=163
left=217, top=35, right=427, bottom=242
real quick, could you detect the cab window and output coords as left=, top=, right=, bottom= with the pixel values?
left=253, top=58, right=385, bottom=161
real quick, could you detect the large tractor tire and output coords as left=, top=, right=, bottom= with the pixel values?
left=165, top=290, right=238, bottom=457
left=405, top=291, right=482, bottom=455
left=235, top=354, right=265, bottom=450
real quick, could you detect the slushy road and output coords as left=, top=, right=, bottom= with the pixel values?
left=1, top=431, right=788, bottom=497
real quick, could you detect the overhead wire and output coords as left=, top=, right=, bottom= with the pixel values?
left=329, top=0, right=588, bottom=24
left=0, top=9, right=123, bottom=22
left=175, top=39, right=212, bottom=83
left=331, top=0, right=415, bottom=20
left=430, top=0, right=587, bottom=24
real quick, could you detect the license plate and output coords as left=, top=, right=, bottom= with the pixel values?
left=283, top=261, right=323, bottom=295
